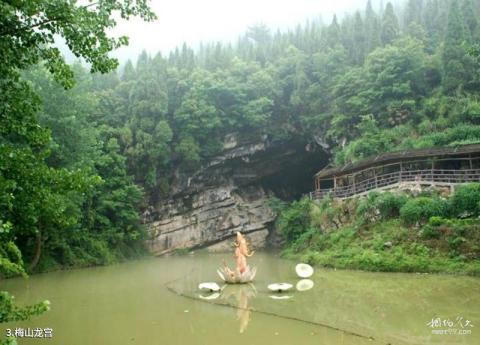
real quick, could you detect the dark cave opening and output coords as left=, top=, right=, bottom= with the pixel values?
left=232, top=139, right=331, bottom=201
left=259, top=146, right=329, bottom=201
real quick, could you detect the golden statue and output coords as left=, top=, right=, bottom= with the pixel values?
left=217, top=232, right=257, bottom=284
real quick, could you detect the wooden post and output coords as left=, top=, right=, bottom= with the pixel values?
left=399, top=162, right=403, bottom=182
left=431, top=160, right=434, bottom=180
left=352, top=174, right=356, bottom=195
left=333, top=176, right=337, bottom=198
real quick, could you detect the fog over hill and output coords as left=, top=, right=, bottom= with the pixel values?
left=62, top=0, right=401, bottom=64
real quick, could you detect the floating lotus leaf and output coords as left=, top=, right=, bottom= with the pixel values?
left=198, top=282, right=221, bottom=292
left=267, top=283, right=293, bottom=292
left=295, top=263, right=314, bottom=278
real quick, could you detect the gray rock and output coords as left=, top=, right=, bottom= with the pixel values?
left=144, top=133, right=329, bottom=255
left=146, top=185, right=275, bottom=255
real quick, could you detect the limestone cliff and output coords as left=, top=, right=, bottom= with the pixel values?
left=145, top=133, right=328, bottom=255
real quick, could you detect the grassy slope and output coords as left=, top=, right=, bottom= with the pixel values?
left=279, top=189, right=480, bottom=276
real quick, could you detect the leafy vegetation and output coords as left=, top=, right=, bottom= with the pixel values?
left=0, top=0, right=154, bottom=343
left=278, top=185, right=480, bottom=275
left=399, top=197, right=449, bottom=226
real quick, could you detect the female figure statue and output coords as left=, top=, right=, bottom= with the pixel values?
left=217, top=232, right=257, bottom=283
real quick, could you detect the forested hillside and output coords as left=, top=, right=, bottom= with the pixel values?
left=73, top=0, right=480, bottom=202
left=2, top=0, right=480, bottom=274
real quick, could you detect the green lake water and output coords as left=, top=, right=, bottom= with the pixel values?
left=1, top=252, right=479, bottom=345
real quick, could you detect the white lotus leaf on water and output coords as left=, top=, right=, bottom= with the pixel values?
left=296, top=279, right=314, bottom=291
left=269, top=295, right=293, bottom=300
left=295, top=263, right=314, bottom=278
left=267, top=283, right=293, bottom=292
left=198, top=282, right=221, bottom=292
left=199, top=292, right=220, bottom=300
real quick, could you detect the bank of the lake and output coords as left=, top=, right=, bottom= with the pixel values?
left=275, top=184, right=480, bottom=276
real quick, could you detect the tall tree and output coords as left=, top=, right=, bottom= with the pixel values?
left=381, top=2, right=400, bottom=45
left=352, top=12, right=367, bottom=64
left=122, top=60, right=136, bottom=82
left=442, top=1, right=470, bottom=93
left=365, top=0, right=382, bottom=53
left=327, top=15, right=342, bottom=48
left=462, top=0, right=478, bottom=41
left=423, top=0, right=441, bottom=52
left=404, top=0, right=424, bottom=27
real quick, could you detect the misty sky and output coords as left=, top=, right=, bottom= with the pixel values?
left=109, top=0, right=388, bottom=62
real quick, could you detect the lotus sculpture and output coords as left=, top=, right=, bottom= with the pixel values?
left=218, top=232, right=257, bottom=284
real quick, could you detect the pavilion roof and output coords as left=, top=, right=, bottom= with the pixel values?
left=315, top=144, right=480, bottom=179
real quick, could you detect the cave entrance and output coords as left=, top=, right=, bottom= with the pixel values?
left=242, top=139, right=330, bottom=201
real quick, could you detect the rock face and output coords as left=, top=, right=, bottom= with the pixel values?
left=145, top=133, right=328, bottom=255
left=147, top=184, right=275, bottom=255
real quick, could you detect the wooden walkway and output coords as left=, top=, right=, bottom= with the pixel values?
left=309, top=169, right=480, bottom=200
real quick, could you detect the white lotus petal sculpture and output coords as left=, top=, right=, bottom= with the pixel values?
left=217, top=266, right=257, bottom=284
left=296, top=279, right=314, bottom=291
left=268, top=283, right=293, bottom=292
left=198, top=282, right=221, bottom=292
left=218, top=232, right=257, bottom=284
left=295, top=263, right=314, bottom=278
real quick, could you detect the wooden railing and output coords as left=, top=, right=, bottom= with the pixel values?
left=310, top=169, right=480, bottom=200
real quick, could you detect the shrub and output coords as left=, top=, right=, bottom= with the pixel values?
left=449, top=183, right=480, bottom=217
left=277, top=197, right=311, bottom=242
left=400, top=197, right=448, bottom=225
left=420, top=224, right=441, bottom=239
left=420, top=216, right=450, bottom=239
left=428, top=216, right=451, bottom=227
left=355, top=192, right=380, bottom=224
left=355, top=192, right=409, bottom=224
left=290, top=227, right=317, bottom=253
left=375, top=192, right=409, bottom=219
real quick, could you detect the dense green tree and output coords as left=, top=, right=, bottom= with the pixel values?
left=327, top=15, right=342, bottom=48
left=404, top=0, right=424, bottom=27
left=122, top=60, right=137, bottom=82
left=462, top=0, right=478, bottom=41
left=365, top=0, right=382, bottom=53
left=423, top=0, right=443, bottom=52
left=442, top=1, right=471, bottom=93
left=0, top=1, right=155, bottom=342
left=381, top=2, right=400, bottom=44
left=364, top=37, right=427, bottom=124
left=351, top=11, right=367, bottom=64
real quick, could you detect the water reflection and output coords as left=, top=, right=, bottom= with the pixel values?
left=220, top=284, right=257, bottom=333
left=269, top=295, right=293, bottom=300
left=296, top=279, right=314, bottom=291
left=198, top=292, right=221, bottom=300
